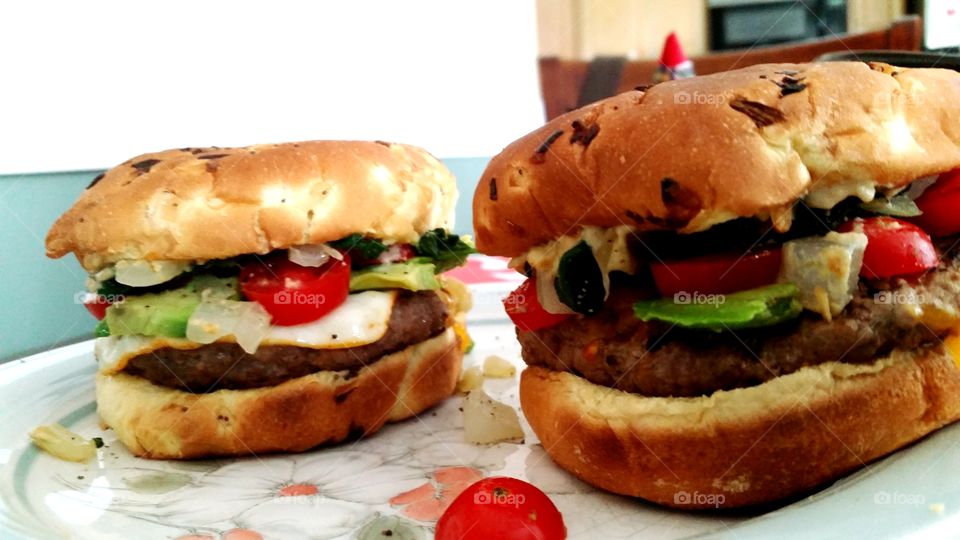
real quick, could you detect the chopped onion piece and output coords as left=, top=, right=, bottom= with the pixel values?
left=114, top=260, right=190, bottom=287
left=30, top=424, right=97, bottom=463
left=463, top=389, right=524, bottom=444
left=482, top=355, right=516, bottom=378
left=779, top=231, right=867, bottom=319
left=456, top=366, right=483, bottom=393
left=186, top=299, right=271, bottom=354
left=536, top=269, right=575, bottom=315
left=320, top=243, right=344, bottom=261
left=288, top=244, right=342, bottom=267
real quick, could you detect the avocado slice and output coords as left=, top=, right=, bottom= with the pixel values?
left=103, top=276, right=238, bottom=338
left=633, top=283, right=801, bottom=331
left=349, top=259, right=440, bottom=292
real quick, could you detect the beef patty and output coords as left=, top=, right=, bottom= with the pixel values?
left=520, top=245, right=960, bottom=398
left=124, top=290, right=448, bottom=392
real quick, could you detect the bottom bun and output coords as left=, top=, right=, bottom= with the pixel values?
left=520, top=344, right=960, bottom=508
left=97, top=328, right=462, bottom=459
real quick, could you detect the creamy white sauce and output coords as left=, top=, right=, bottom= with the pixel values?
left=516, top=225, right=637, bottom=314
left=804, top=177, right=876, bottom=209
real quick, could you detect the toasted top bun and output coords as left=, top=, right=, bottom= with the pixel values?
left=47, top=140, right=457, bottom=271
left=474, top=62, right=960, bottom=257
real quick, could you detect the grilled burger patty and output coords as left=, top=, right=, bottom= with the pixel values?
left=124, top=291, right=448, bottom=392
left=520, top=245, right=960, bottom=398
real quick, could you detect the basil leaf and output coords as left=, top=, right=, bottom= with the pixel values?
left=415, top=229, right=475, bottom=273
left=555, top=241, right=605, bottom=315
left=96, top=278, right=135, bottom=297
left=329, top=234, right=388, bottom=260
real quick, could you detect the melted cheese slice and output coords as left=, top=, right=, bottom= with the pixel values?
left=945, top=333, right=960, bottom=370
left=96, top=290, right=397, bottom=374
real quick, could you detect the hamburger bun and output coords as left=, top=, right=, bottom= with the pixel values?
left=47, top=139, right=472, bottom=459
left=47, top=140, right=457, bottom=270
left=474, top=62, right=960, bottom=257
left=98, top=328, right=462, bottom=459
left=520, top=343, right=960, bottom=508
left=474, top=62, right=960, bottom=508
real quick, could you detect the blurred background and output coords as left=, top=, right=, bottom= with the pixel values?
left=1, top=0, right=959, bottom=361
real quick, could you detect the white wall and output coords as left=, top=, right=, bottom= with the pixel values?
left=0, top=1, right=544, bottom=173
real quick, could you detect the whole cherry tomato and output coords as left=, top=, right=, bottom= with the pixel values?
left=435, top=477, right=566, bottom=540
left=838, top=217, right=938, bottom=279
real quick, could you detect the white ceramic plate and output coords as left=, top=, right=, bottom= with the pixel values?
left=2, top=303, right=959, bottom=539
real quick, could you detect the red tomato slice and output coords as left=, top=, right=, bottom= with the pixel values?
left=503, top=278, right=572, bottom=332
left=913, top=169, right=960, bottom=237
left=436, top=477, right=566, bottom=540
left=650, top=249, right=782, bottom=297
left=83, top=294, right=111, bottom=320
left=838, top=217, right=938, bottom=279
left=239, top=253, right=350, bottom=326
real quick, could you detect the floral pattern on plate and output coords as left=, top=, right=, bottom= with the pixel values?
left=4, top=312, right=956, bottom=539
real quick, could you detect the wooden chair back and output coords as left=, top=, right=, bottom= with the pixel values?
left=540, top=16, right=923, bottom=120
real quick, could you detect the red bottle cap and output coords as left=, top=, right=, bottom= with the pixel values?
left=659, top=32, right=688, bottom=68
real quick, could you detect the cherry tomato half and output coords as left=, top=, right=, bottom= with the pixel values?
left=649, top=249, right=782, bottom=297
left=913, top=169, right=960, bottom=237
left=838, top=217, right=938, bottom=279
left=503, top=278, right=572, bottom=332
left=436, top=477, right=566, bottom=540
left=239, top=252, right=351, bottom=326
left=82, top=294, right=111, bottom=320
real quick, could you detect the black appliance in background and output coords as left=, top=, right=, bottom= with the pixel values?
left=709, top=0, right=848, bottom=51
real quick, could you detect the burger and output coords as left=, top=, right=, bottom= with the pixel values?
left=46, top=140, right=473, bottom=459
left=473, top=62, right=960, bottom=508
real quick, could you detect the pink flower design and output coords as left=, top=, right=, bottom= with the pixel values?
left=147, top=451, right=424, bottom=540
left=389, top=466, right=483, bottom=522
left=174, top=529, right=262, bottom=540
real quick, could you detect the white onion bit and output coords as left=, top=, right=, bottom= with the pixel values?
left=186, top=300, right=271, bottom=354
left=288, top=244, right=341, bottom=266
left=114, top=260, right=190, bottom=287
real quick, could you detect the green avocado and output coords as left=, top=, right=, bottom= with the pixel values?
left=633, top=283, right=802, bottom=331
left=103, top=276, right=238, bottom=338
left=349, top=259, right=440, bottom=292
